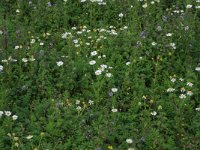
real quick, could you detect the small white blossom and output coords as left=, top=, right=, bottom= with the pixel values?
left=166, top=33, right=172, bottom=37
left=22, top=58, right=28, bottom=63
left=151, top=42, right=157, bottom=46
left=106, top=73, right=112, bottom=77
left=30, top=39, right=35, bottom=44
left=187, top=82, right=193, bottom=87
left=126, top=62, right=131, bottom=66
left=88, top=100, right=94, bottom=105
left=76, top=106, right=82, bottom=111
left=91, top=51, right=97, bottom=56
left=15, top=46, right=20, bottom=49
left=56, top=61, right=64, bottom=66
left=5, top=111, right=11, bottom=116
left=126, top=139, right=133, bottom=144
left=89, top=60, right=96, bottom=65
left=0, top=65, right=3, bottom=72
left=95, top=69, right=102, bottom=75
left=26, top=135, right=33, bottom=140
left=111, top=88, right=118, bottom=93
left=187, top=91, right=193, bottom=96
left=119, top=13, right=124, bottom=18
left=171, top=78, right=176, bottom=83
left=150, top=111, right=157, bottom=116
left=195, top=108, right=200, bottom=111
left=12, top=115, right=18, bottom=120
left=195, top=67, right=200, bottom=71
left=179, top=94, right=186, bottom=99
left=186, top=4, right=192, bottom=8
left=111, top=108, right=118, bottom=112
left=166, top=88, right=175, bottom=92
left=76, top=100, right=80, bottom=105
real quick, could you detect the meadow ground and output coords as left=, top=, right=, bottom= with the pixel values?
left=0, top=0, right=200, bottom=150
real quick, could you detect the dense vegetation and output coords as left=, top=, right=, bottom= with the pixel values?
left=0, top=0, right=200, bottom=149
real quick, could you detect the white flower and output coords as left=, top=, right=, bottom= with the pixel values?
left=142, top=3, right=148, bottom=8
left=179, top=78, right=184, bottom=81
left=73, top=39, right=78, bottom=44
left=95, top=69, right=102, bottom=75
left=0, top=65, right=3, bottom=72
left=5, top=111, right=11, bottom=116
left=166, top=33, right=172, bottom=37
left=195, top=67, right=200, bottom=71
left=81, top=0, right=86, bottom=2
left=89, top=60, right=96, bottom=65
left=12, top=115, right=18, bottom=120
left=76, top=106, right=82, bottom=111
left=187, top=82, right=193, bottom=87
left=30, top=39, right=35, bottom=44
left=15, top=46, right=20, bottom=49
left=119, top=13, right=124, bottom=18
left=179, top=94, right=186, bottom=99
left=111, top=108, right=118, bottom=112
left=106, top=73, right=112, bottom=77
left=0, top=30, right=3, bottom=34
left=126, top=62, right=131, bottom=66
left=195, top=108, right=200, bottom=111
left=187, top=91, right=193, bottom=96
left=151, top=42, right=157, bottom=46
left=111, top=88, right=118, bottom=93
left=56, top=61, right=64, bottom=66
left=76, top=100, right=80, bottom=105
left=91, top=51, right=97, bottom=56
left=40, top=42, right=44, bottom=46
left=150, top=111, right=157, bottom=116
left=88, top=100, right=94, bottom=105
left=22, top=58, right=28, bottom=63
left=186, top=4, right=192, bottom=8
left=16, top=9, right=20, bottom=13
left=126, top=139, right=133, bottom=144
left=166, top=88, right=175, bottom=92
left=26, top=135, right=33, bottom=140
left=102, top=55, right=106, bottom=58
left=171, top=78, right=176, bottom=83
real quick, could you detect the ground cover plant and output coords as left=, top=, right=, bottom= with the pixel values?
left=0, top=0, right=200, bottom=149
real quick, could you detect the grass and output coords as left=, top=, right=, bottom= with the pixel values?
left=0, top=0, right=200, bottom=149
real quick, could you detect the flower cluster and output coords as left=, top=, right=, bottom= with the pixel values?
left=166, top=76, right=194, bottom=99
left=0, top=111, right=18, bottom=120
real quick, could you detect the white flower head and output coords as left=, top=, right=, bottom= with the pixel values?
left=195, top=67, right=200, bottom=71
left=106, top=73, right=112, bottom=78
left=5, top=111, right=11, bottom=116
left=88, top=100, right=94, bottom=105
left=179, top=94, right=186, bottom=99
left=89, top=60, right=96, bottom=65
left=126, top=62, right=131, bottom=66
left=12, top=115, right=18, bottom=120
left=76, top=106, right=82, bottom=111
left=22, top=58, right=28, bottom=63
left=95, top=69, right=102, bottom=75
left=119, top=13, right=124, bottom=18
left=187, top=82, right=193, bottom=87
left=151, top=111, right=157, bottom=116
left=0, top=65, right=3, bottom=72
left=111, top=108, right=118, bottom=112
left=91, top=51, right=97, bottom=56
left=56, top=61, right=64, bottom=66
left=126, top=138, right=133, bottom=144
left=186, top=4, right=192, bottom=8
left=26, top=135, right=33, bottom=140
left=111, top=88, right=118, bottom=93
